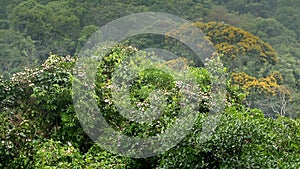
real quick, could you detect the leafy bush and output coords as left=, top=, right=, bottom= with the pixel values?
left=1, top=46, right=299, bottom=168
left=158, top=106, right=300, bottom=168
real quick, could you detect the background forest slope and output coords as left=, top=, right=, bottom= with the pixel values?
left=0, top=0, right=299, bottom=168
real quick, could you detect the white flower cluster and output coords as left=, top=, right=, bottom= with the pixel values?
left=10, top=55, right=75, bottom=87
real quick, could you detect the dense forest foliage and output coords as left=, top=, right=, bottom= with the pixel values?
left=0, top=0, right=300, bottom=168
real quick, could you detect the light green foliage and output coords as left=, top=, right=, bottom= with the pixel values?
left=31, top=139, right=134, bottom=169
left=32, top=139, right=83, bottom=168
left=93, top=45, right=210, bottom=140
left=158, top=107, right=300, bottom=168
left=83, top=144, right=138, bottom=169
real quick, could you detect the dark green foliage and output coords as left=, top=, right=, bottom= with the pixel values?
left=9, top=0, right=81, bottom=58
left=0, top=29, right=37, bottom=78
left=1, top=0, right=300, bottom=168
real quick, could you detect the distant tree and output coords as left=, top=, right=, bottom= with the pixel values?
left=0, top=29, right=37, bottom=78
left=275, top=6, right=300, bottom=40
left=9, top=0, right=81, bottom=58
left=75, top=25, right=98, bottom=55
left=194, top=22, right=277, bottom=77
left=206, top=5, right=241, bottom=26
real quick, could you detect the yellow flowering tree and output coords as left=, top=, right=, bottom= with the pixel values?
left=231, top=71, right=289, bottom=116
left=193, top=22, right=277, bottom=77
left=192, top=22, right=289, bottom=116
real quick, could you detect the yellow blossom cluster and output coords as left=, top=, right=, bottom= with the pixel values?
left=193, top=22, right=277, bottom=64
left=231, top=72, right=288, bottom=96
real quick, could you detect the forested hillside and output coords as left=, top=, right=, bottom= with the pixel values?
left=0, top=0, right=299, bottom=168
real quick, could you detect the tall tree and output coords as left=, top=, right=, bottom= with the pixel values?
left=9, top=0, right=81, bottom=58
left=0, top=29, right=37, bottom=78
